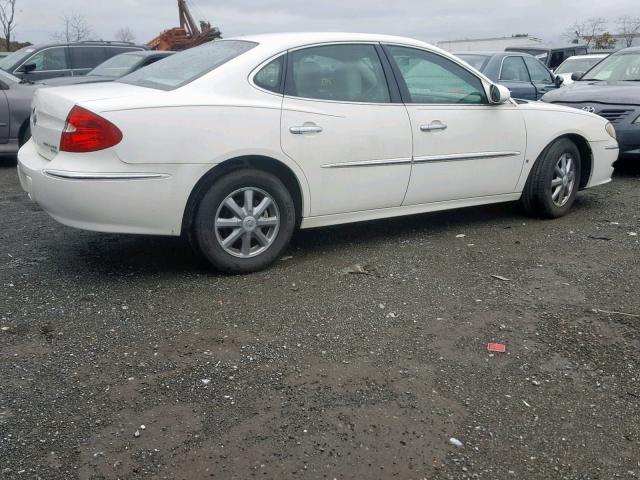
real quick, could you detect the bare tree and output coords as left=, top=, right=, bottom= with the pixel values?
left=564, top=17, right=607, bottom=48
left=52, top=13, right=93, bottom=43
left=0, top=0, right=17, bottom=51
left=114, top=26, right=135, bottom=43
left=617, top=16, right=640, bottom=48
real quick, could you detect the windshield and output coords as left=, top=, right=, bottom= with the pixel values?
left=118, top=40, right=257, bottom=90
left=457, top=54, right=490, bottom=71
left=555, top=57, right=604, bottom=75
left=582, top=51, right=640, bottom=81
left=90, top=54, right=143, bottom=78
left=0, top=46, right=35, bottom=70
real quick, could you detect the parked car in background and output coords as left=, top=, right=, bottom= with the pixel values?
left=456, top=51, right=562, bottom=100
left=38, top=51, right=175, bottom=86
left=554, top=54, right=607, bottom=85
left=506, top=45, right=588, bottom=70
left=542, top=46, right=640, bottom=161
left=0, top=41, right=146, bottom=81
left=0, top=69, right=37, bottom=154
left=18, top=33, right=617, bottom=273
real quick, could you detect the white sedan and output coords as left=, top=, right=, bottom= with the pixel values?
left=18, top=33, right=618, bottom=273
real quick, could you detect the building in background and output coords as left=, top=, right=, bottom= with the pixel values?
left=437, top=35, right=543, bottom=53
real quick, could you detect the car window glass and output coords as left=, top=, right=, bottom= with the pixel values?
left=523, top=56, right=553, bottom=84
left=24, top=47, right=68, bottom=71
left=90, top=54, right=142, bottom=78
left=70, top=47, right=105, bottom=70
left=254, top=56, right=283, bottom=93
left=584, top=52, right=640, bottom=81
left=457, top=54, right=490, bottom=71
left=386, top=45, right=487, bottom=104
left=500, top=56, right=530, bottom=82
left=549, top=51, right=565, bottom=69
left=288, top=44, right=390, bottom=103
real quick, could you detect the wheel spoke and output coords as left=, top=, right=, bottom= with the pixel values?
left=551, top=177, right=563, bottom=187
left=565, top=157, right=572, bottom=174
left=244, top=189, right=254, bottom=215
left=555, top=165, right=563, bottom=177
left=561, top=156, right=567, bottom=174
left=222, top=228, right=244, bottom=248
left=215, top=217, right=242, bottom=228
left=224, top=198, right=245, bottom=219
left=257, top=216, right=278, bottom=227
left=253, top=197, right=272, bottom=218
left=567, top=171, right=576, bottom=182
left=241, top=232, right=252, bottom=255
left=552, top=186, right=562, bottom=201
left=254, top=229, right=270, bottom=246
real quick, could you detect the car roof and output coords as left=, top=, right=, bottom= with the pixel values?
left=618, top=46, right=640, bottom=53
left=562, top=54, right=608, bottom=60
left=454, top=51, right=536, bottom=59
left=118, top=50, right=174, bottom=57
left=233, top=32, right=433, bottom=51
left=507, top=44, right=587, bottom=51
left=26, top=41, right=146, bottom=49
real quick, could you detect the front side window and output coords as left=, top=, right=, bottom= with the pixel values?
left=70, top=46, right=105, bottom=70
left=119, top=40, right=257, bottom=90
left=386, top=45, right=487, bottom=104
left=254, top=56, right=283, bottom=93
left=23, top=47, right=68, bottom=71
left=500, top=56, right=530, bottom=82
left=287, top=44, right=390, bottom=103
left=523, top=56, right=553, bottom=84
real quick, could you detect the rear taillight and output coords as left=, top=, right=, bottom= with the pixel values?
left=60, top=105, right=122, bottom=153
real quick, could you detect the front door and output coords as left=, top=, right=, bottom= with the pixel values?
left=382, top=45, right=527, bottom=206
left=523, top=56, right=557, bottom=99
left=280, top=43, right=412, bottom=217
left=15, top=46, right=71, bottom=81
left=498, top=55, right=537, bottom=100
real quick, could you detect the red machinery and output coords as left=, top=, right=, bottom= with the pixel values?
left=148, top=0, right=221, bottom=51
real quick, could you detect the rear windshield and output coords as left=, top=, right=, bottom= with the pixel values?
left=118, top=40, right=257, bottom=90
left=456, top=54, right=490, bottom=71
left=90, top=54, right=143, bottom=78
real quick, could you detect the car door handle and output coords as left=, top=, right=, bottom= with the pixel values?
left=420, top=122, right=447, bottom=132
left=290, top=125, right=323, bottom=134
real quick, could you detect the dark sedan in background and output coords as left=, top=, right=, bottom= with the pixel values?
left=542, top=46, right=640, bottom=160
left=456, top=51, right=562, bottom=100
left=38, top=51, right=174, bottom=86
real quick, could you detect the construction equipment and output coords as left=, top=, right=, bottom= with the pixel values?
left=148, top=0, right=222, bottom=51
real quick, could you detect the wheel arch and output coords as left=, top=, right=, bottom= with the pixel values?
left=524, top=133, right=593, bottom=191
left=181, top=155, right=307, bottom=235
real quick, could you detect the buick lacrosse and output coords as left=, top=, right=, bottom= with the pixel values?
left=18, top=33, right=618, bottom=273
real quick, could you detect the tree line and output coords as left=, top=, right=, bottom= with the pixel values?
left=565, top=16, right=640, bottom=50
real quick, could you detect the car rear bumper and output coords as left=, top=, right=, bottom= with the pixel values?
left=17, top=140, right=210, bottom=236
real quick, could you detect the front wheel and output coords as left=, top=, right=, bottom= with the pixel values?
left=192, top=169, right=296, bottom=273
left=521, top=138, right=581, bottom=218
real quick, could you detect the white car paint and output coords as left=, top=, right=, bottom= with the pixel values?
left=18, top=32, right=618, bottom=237
left=555, top=54, right=607, bottom=85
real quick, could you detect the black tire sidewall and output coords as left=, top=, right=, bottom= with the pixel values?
left=536, top=139, right=582, bottom=218
left=193, top=169, right=295, bottom=273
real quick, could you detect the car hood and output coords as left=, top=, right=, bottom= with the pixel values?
left=37, top=75, right=113, bottom=87
left=542, top=81, right=640, bottom=106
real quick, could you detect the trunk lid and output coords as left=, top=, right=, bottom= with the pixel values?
left=30, top=82, right=155, bottom=160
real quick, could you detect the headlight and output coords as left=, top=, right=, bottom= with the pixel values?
left=605, top=122, right=617, bottom=140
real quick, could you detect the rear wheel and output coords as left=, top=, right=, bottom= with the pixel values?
left=192, top=169, right=295, bottom=273
left=521, top=138, right=581, bottom=218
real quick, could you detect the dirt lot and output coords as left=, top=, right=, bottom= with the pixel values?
left=1, top=157, right=639, bottom=480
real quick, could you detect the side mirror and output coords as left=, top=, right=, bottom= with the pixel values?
left=571, top=72, right=585, bottom=81
left=17, top=63, right=36, bottom=74
left=489, top=84, right=511, bottom=104
left=554, top=75, right=564, bottom=87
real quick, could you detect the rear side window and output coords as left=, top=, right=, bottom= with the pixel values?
left=70, top=47, right=105, bottom=70
left=254, top=56, right=283, bottom=93
left=500, top=56, right=530, bottom=82
left=286, top=44, right=390, bottom=103
left=120, top=40, right=256, bottom=90
left=23, top=47, right=68, bottom=71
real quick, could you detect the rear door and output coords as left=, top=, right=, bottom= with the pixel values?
left=69, top=46, right=106, bottom=76
left=523, top=56, right=557, bottom=99
left=280, top=43, right=412, bottom=217
left=498, top=56, right=536, bottom=100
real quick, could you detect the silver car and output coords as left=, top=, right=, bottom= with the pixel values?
left=0, top=69, right=36, bottom=155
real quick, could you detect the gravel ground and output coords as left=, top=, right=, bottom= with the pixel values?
left=1, top=158, right=639, bottom=480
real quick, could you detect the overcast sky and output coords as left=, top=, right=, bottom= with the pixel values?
left=13, top=0, right=639, bottom=46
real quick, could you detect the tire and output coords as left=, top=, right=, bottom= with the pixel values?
left=19, top=125, right=31, bottom=147
left=192, top=169, right=296, bottom=273
left=521, top=138, right=581, bottom=219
